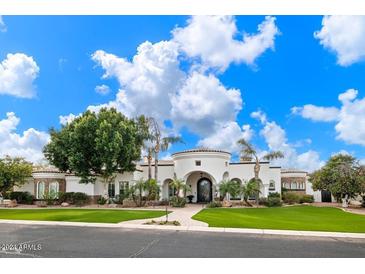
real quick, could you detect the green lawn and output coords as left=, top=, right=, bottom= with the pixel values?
left=192, top=206, right=365, bottom=233
left=0, top=208, right=167, bottom=224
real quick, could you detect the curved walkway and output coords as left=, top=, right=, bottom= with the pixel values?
left=122, top=204, right=208, bottom=227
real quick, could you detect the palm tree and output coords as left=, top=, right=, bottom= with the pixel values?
left=145, top=117, right=183, bottom=183
left=169, top=177, right=191, bottom=198
left=218, top=180, right=240, bottom=201
left=237, top=138, right=284, bottom=205
left=241, top=179, right=261, bottom=207
left=156, top=135, right=183, bottom=182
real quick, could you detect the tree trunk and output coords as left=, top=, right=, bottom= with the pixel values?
left=342, top=194, right=349, bottom=208
left=147, top=148, right=152, bottom=181
left=254, top=158, right=261, bottom=206
left=154, top=150, right=159, bottom=183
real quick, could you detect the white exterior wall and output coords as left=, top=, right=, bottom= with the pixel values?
left=173, top=151, right=231, bottom=184
left=13, top=178, right=34, bottom=194
left=19, top=150, right=283, bottom=202
left=306, top=181, right=322, bottom=202
left=228, top=164, right=281, bottom=197
left=66, top=176, right=95, bottom=195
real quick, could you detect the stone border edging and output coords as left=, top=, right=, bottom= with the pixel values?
left=1, top=219, right=365, bottom=239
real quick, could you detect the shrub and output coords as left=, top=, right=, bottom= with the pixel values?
left=258, top=197, right=268, bottom=205
left=267, top=197, right=282, bottom=207
left=112, top=194, right=125, bottom=205
left=300, top=194, right=314, bottom=204
left=9, top=191, right=34, bottom=204
left=170, top=196, right=186, bottom=208
left=58, top=192, right=89, bottom=206
left=42, top=191, right=57, bottom=206
left=97, top=196, right=107, bottom=205
left=268, top=192, right=281, bottom=199
left=58, top=192, right=75, bottom=204
left=206, top=201, right=222, bottom=208
left=72, top=192, right=89, bottom=206
left=362, top=195, right=365, bottom=208
left=282, top=192, right=301, bottom=204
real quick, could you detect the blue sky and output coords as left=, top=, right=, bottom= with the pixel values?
left=1, top=15, right=365, bottom=170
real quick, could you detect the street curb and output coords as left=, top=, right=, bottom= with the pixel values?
left=1, top=219, right=365, bottom=239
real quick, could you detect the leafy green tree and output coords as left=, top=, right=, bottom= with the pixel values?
left=0, top=156, right=33, bottom=195
left=310, top=154, right=365, bottom=207
left=237, top=138, right=284, bottom=204
left=44, top=108, right=147, bottom=197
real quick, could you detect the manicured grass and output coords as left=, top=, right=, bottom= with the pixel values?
left=0, top=208, right=167, bottom=224
left=192, top=206, right=365, bottom=233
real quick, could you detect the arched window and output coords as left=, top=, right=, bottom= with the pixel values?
left=291, top=182, right=298, bottom=190
left=222, top=172, right=229, bottom=181
left=49, top=181, right=59, bottom=198
left=36, top=181, right=45, bottom=199
left=269, top=180, right=275, bottom=191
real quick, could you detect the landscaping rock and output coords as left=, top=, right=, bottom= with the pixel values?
left=61, top=202, right=70, bottom=207
left=108, top=203, right=118, bottom=208
left=222, top=200, right=233, bottom=207
left=349, top=200, right=362, bottom=208
left=7, top=199, right=17, bottom=208
left=122, top=198, right=135, bottom=207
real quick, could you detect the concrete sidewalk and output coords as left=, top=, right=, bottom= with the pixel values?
left=1, top=218, right=365, bottom=239
left=122, top=204, right=208, bottom=227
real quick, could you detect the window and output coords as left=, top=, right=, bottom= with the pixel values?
left=49, top=181, right=59, bottom=198
left=195, top=160, right=201, bottom=166
left=36, top=181, right=45, bottom=199
left=284, top=182, right=290, bottom=189
left=108, top=183, right=115, bottom=198
left=168, top=184, right=175, bottom=197
left=291, top=182, right=297, bottom=190
left=119, top=181, right=129, bottom=197
left=269, top=180, right=275, bottom=191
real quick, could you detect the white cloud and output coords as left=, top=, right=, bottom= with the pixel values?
left=171, top=72, right=242, bottom=136
left=198, top=122, right=253, bottom=153
left=59, top=113, right=79, bottom=126
left=91, top=40, right=185, bottom=122
left=89, top=16, right=280, bottom=154
left=95, top=84, right=110, bottom=95
left=0, top=53, right=40, bottom=98
left=0, top=112, right=49, bottom=163
left=252, top=111, right=324, bottom=172
left=293, top=89, right=365, bottom=146
left=0, top=16, right=6, bottom=32
left=315, top=16, right=365, bottom=66
left=291, top=105, right=339, bottom=122
left=335, top=90, right=365, bottom=145
left=173, top=16, right=279, bottom=71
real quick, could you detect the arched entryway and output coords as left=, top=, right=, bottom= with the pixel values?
left=197, top=177, right=212, bottom=203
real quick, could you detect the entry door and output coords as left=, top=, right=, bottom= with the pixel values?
left=197, top=178, right=212, bottom=203
left=321, top=190, right=332, bottom=203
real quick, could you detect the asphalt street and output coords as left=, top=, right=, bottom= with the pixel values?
left=0, top=223, right=365, bottom=258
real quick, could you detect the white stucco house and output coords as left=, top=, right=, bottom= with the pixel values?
left=15, top=148, right=283, bottom=203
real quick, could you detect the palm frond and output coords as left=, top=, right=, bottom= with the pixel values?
left=237, top=138, right=256, bottom=157
left=161, top=136, right=183, bottom=151
left=263, top=151, right=284, bottom=161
